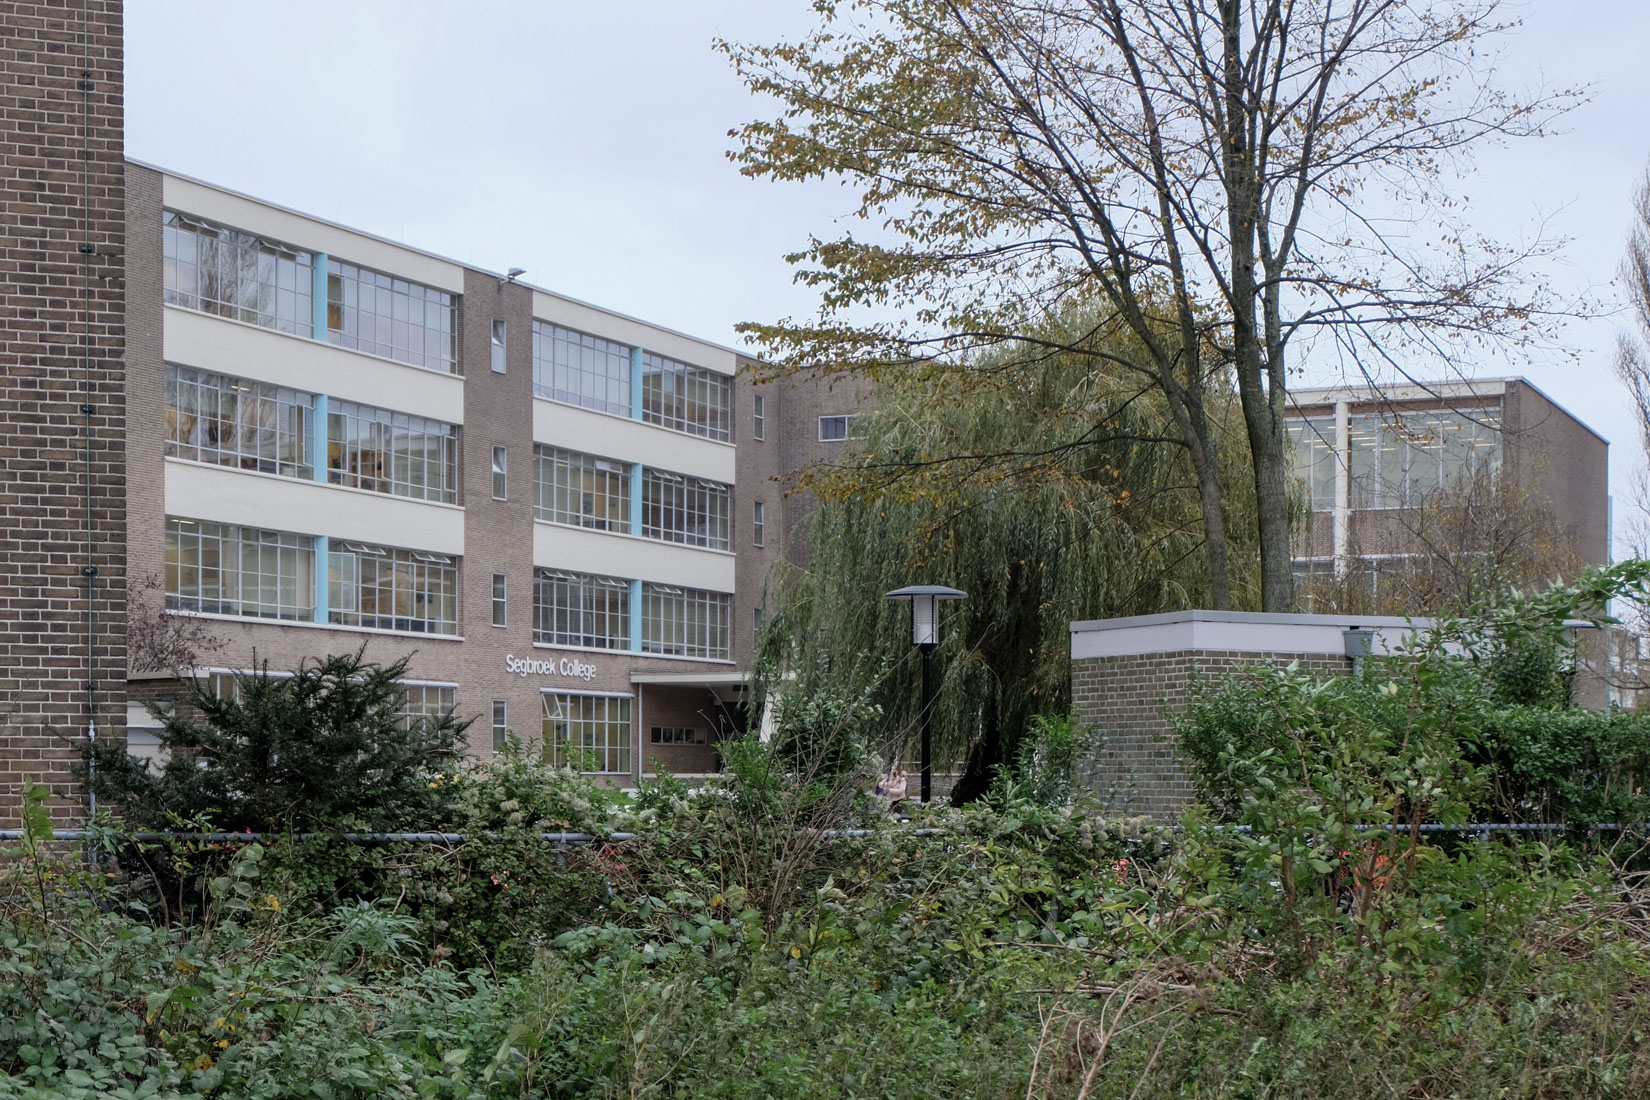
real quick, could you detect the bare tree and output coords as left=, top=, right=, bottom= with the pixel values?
left=127, top=574, right=224, bottom=675
left=1296, top=468, right=1582, bottom=617
left=724, top=0, right=1579, bottom=610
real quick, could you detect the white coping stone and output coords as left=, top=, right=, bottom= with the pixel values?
left=1068, top=609, right=1436, bottom=661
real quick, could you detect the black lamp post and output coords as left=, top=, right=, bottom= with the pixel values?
left=885, top=585, right=967, bottom=803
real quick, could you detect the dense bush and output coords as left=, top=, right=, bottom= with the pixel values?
left=84, top=649, right=469, bottom=833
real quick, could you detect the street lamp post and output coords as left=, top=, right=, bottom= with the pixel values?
left=885, top=585, right=967, bottom=803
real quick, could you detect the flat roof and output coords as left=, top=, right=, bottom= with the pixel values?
left=1285, top=375, right=1608, bottom=447
left=128, top=157, right=750, bottom=362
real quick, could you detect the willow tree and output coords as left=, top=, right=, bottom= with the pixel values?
left=723, top=0, right=1576, bottom=612
left=755, top=331, right=1258, bottom=801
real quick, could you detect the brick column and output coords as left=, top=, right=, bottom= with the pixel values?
left=0, top=0, right=127, bottom=824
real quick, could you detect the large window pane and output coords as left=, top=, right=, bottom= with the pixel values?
left=326, top=261, right=457, bottom=372
left=163, top=211, right=313, bottom=336
left=534, top=447, right=631, bottom=532
left=327, top=400, right=458, bottom=503
left=328, top=542, right=459, bottom=635
left=164, top=365, right=312, bottom=478
left=164, top=518, right=314, bottom=621
left=534, top=569, right=630, bottom=650
left=532, top=322, right=632, bottom=416
left=543, top=692, right=631, bottom=773
left=641, top=583, right=731, bottom=660
left=641, top=353, right=730, bottom=441
left=641, top=469, right=730, bottom=550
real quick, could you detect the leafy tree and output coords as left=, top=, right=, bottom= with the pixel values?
left=723, top=0, right=1578, bottom=612
left=757, top=334, right=1257, bottom=801
left=86, top=649, right=470, bottom=833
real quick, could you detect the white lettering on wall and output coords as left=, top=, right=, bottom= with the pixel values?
left=505, top=653, right=599, bottom=682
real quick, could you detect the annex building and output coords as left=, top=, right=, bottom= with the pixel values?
left=1284, top=378, right=1609, bottom=586
left=0, top=0, right=870, bottom=822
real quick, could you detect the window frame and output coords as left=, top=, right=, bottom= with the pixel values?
left=327, top=541, right=460, bottom=636
left=164, top=518, right=315, bottom=622
left=533, top=569, right=632, bottom=651
left=492, top=446, right=509, bottom=501
left=543, top=691, right=632, bottom=774
left=534, top=446, right=632, bottom=532
left=818, top=414, right=858, bottom=442
left=492, top=572, right=507, bottom=627
left=326, top=398, right=459, bottom=504
left=164, top=364, right=313, bottom=479
left=532, top=322, right=633, bottom=417
left=490, top=318, right=507, bottom=374
left=752, top=394, right=765, bottom=441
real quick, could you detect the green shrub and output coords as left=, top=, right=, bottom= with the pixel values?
left=84, top=648, right=469, bottom=834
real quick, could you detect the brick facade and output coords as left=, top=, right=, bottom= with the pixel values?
left=0, top=0, right=126, bottom=825
left=1073, top=648, right=1351, bottom=820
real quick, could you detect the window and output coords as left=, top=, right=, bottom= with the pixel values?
left=327, top=400, right=458, bottom=503
left=532, top=322, right=632, bottom=416
left=492, top=573, right=507, bottom=627
left=543, top=692, right=631, bottom=774
left=328, top=542, right=459, bottom=635
left=164, top=365, right=312, bottom=478
left=642, top=469, right=730, bottom=550
left=818, top=414, right=858, bottom=442
left=492, top=699, right=508, bottom=753
left=491, top=319, right=507, bottom=374
left=641, top=583, right=731, bottom=660
left=534, top=569, right=630, bottom=650
left=400, top=684, right=458, bottom=751
left=492, top=446, right=508, bottom=501
left=1286, top=417, right=1338, bottom=512
left=1348, top=409, right=1501, bottom=510
left=651, top=726, right=707, bottom=745
left=754, top=605, right=765, bottom=633
left=162, top=211, right=313, bottom=336
left=641, top=353, right=731, bottom=441
left=752, top=501, right=765, bottom=547
left=165, top=518, right=314, bottom=621
left=534, top=447, right=631, bottom=532
left=326, top=260, right=457, bottom=373
left=752, top=394, right=765, bottom=441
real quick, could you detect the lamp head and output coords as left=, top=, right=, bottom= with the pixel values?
left=885, top=585, right=967, bottom=647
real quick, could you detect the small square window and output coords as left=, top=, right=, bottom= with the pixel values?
left=492, top=446, right=508, bottom=500
left=492, top=572, right=507, bottom=627
left=491, top=319, right=507, bottom=374
left=752, top=500, right=765, bottom=547
left=752, top=394, right=765, bottom=441
left=492, top=699, right=508, bottom=752
left=818, top=414, right=857, bottom=442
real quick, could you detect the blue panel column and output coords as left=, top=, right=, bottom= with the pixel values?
left=314, top=535, right=331, bottom=625
left=311, top=393, right=329, bottom=484
left=630, top=346, right=644, bottom=421
left=628, top=579, right=643, bottom=653
left=312, top=253, right=329, bottom=341
left=629, top=461, right=644, bottom=536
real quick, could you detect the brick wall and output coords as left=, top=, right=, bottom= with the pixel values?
left=1073, top=649, right=1350, bottom=820
left=0, top=0, right=126, bottom=825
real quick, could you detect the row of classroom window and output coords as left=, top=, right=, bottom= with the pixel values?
left=180, top=675, right=671, bottom=775
left=163, top=365, right=739, bottom=549
left=162, top=518, right=732, bottom=660
left=1287, top=409, right=1502, bottom=512
left=162, top=211, right=732, bottom=440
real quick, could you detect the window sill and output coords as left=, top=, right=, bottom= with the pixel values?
left=163, top=457, right=466, bottom=512
left=168, top=607, right=464, bottom=642
left=531, top=517, right=735, bottom=557
left=163, top=303, right=465, bottom=381
left=530, top=640, right=734, bottom=666
left=533, top=393, right=737, bottom=449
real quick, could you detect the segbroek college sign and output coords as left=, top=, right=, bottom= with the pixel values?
left=505, top=653, right=599, bottom=682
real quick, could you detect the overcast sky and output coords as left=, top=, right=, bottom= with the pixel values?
left=128, top=1, right=1650, bottom=540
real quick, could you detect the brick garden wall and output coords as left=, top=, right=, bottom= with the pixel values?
left=1073, top=649, right=1351, bottom=820
left=0, top=0, right=126, bottom=825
